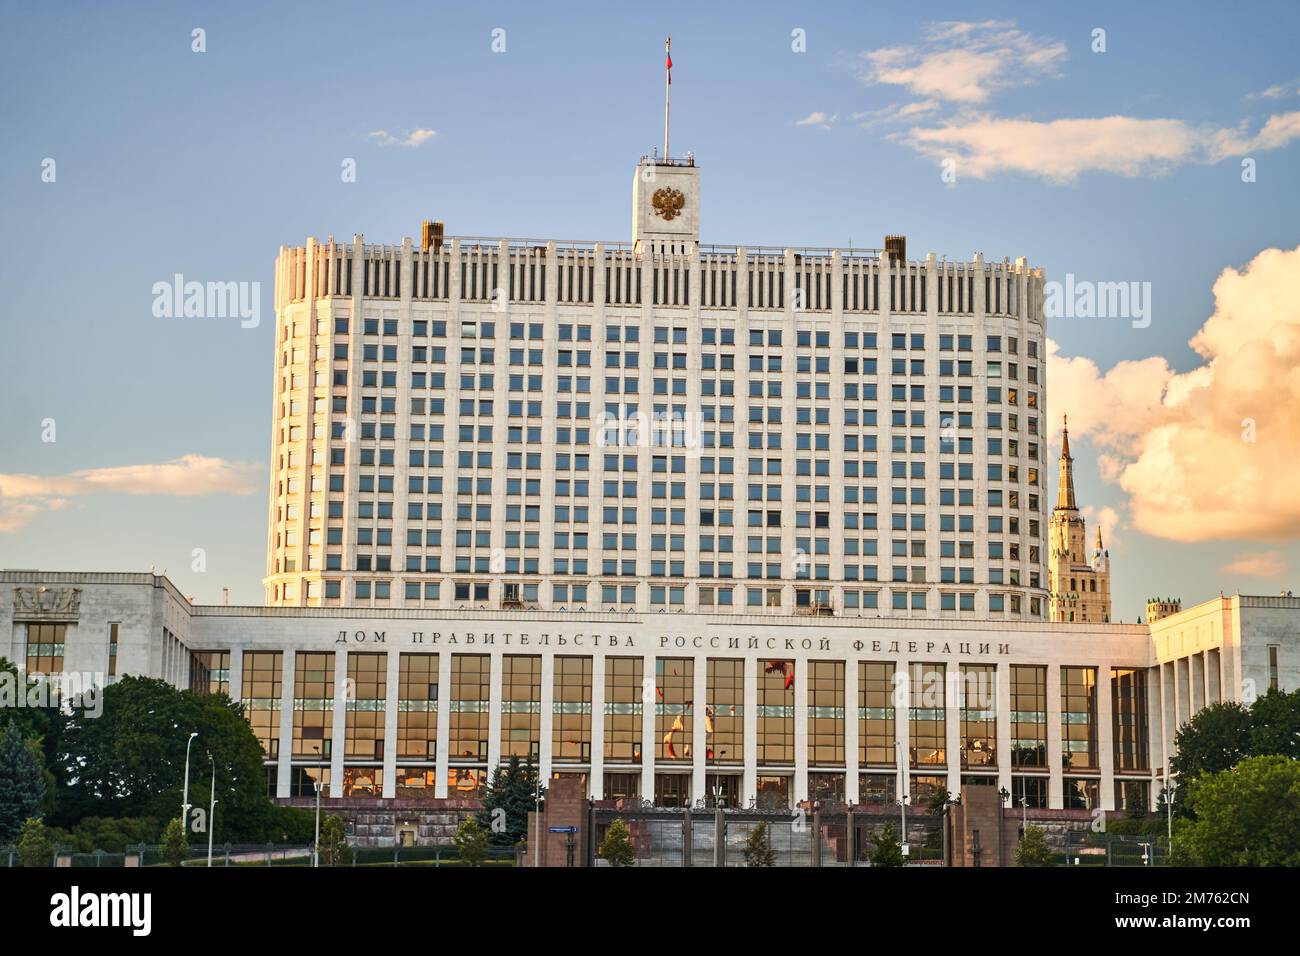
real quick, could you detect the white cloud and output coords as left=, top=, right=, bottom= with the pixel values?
left=897, top=111, right=1300, bottom=182
left=1082, top=505, right=1123, bottom=550
left=851, top=100, right=941, bottom=128
left=1048, top=245, right=1300, bottom=542
left=859, top=20, right=1066, bottom=104
left=1222, top=551, right=1286, bottom=578
left=0, top=455, right=261, bottom=533
left=367, top=128, right=437, bottom=148
left=1250, top=79, right=1300, bottom=100
left=850, top=22, right=1300, bottom=183
left=794, top=111, right=838, bottom=129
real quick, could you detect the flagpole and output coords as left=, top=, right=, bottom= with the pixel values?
left=664, top=35, right=671, bottom=159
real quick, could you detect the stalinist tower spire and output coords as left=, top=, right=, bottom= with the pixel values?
left=1048, top=413, right=1113, bottom=623
left=1056, top=415, right=1077, bottom=511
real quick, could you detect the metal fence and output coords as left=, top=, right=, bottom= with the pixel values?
left=1062, top=832, right=1170, bottom=867
left=589, top=805, right=944, bottom=867
left=0, top=843, right=516, bottom=868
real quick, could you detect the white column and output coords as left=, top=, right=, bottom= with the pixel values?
left=794, top=658, right=809, bottom=803
left=1206, top=650, right=1221, bottom=704
left=539, top=654, right=556, bottom=784
left=1159, top=665, right=1170, bottom=780
left=434, top=652, right=452, bottom=798
left=743, top=657, right=758, bottom=806
left=945, top=664, right=961, bottom=798
left=382, top=650, right=399, bottom=799
left=590, top=653, right=605, bottom=799
left=1171, top=657, right=1184, bottom=734
left=896, top=662, right=910, bottom=807
left=1146, top=666, right=1162, bottom=811
left=844, top=658, right=860, bottom=804
left=1097, top=665, right=1115, bottom=812
left=1164, top=661, right=1177, bottom=769
left=692, top=654, right=707, bottom=804
left=275, top=652, right=296, bottom=799
left=995, top=660, right=1013, bottom=797
left=641, top=652, right=657, bottom=802
left=329, top=651, right=348, bottom=797
left=1046, top=664, right=1063, bottom=809
left=487, top=652, right=503, bottom=776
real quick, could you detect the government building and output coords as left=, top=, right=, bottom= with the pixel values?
left=3, top=147, right=1297, bottom=832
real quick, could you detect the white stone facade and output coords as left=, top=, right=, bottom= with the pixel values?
left=264, top=155, right=1051, bottom=625
left=5, top=570, right=1296, bottom=814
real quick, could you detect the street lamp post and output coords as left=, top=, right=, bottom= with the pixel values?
left=311, top=743, right=324, bottom=868
left=207, top=754, right=217, bottom=868
left=534, top=776, right=544, bottom=868
left=1163, top=772, right=1177, bottom=859
left=895, top=741, right=908, bottom=855
left=313, top=777, right=323, bottom=868
left=181, top=732, right=198, bottom=829
left=1020, top=749, right=1028, bottom=829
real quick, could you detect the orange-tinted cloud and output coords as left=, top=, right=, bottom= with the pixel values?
left=1048, top=245, right=1300, bottom=542
left=0, top=455, right=260, bottom=532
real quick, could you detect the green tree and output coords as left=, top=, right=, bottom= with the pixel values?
left=0, top=718, right=47, bottom=842
left=0, top=659, right=60, bottom=819
left=51, top=675, right=308, bottom=841
left=15, top=817, right=54, bottom=867
left=160, top=817, right=190, bottom=867
left=1176, top=755, right=1300, bottom=866
left=1015, top=825, right=1054, bottom=866
left=317, top=813, right=353, bottom=867
left=868, top=823, right=905, bottom=867
left=925, top=787, right=952, bottom=815
left=597, top=818, right=636, bottom=867
left=1247, top=690, right=1300, bottom=760
left=476, top=756, right=539, bottom=847
left=453, top=816, right=489, bottom=866
left=67, top=817, right=161, bottom=854
left=0, top=659, right=57, bottom=749
left=743, top=820, right=776, bottom=866
left=1169, top=702, right=1252, bottom=785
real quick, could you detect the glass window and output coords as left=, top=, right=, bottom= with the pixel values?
left=1111, top=667, right=1149, bottom=772
left=1061, top=666, right=1098, bottom=770
left=450, top=655, right=490, bottom=762
left=553, top=656, right=593, bottom=763
left=345, top=652, right=386, bottom=760
left=242, top=651, right=283, bottom=756
left=808, top=661, right=844, bottom=766
left=397, top=653, right=438, bottom=760
left=859, top=662, right=896, bottom=767
left=959, top=664, right=996, bottom=768
left=604, top=657, right=643, bottom=763
left=757, top=660, right=795, bottom=765
left=1010, top=665, right=1047, bottom=769
left=655, top=658, right=693, bottom=762
left=292, top=651, right=334, bottom=759
left=706, top=659, right=744, bottom=765
left=908, top=662, right=945, bottom=765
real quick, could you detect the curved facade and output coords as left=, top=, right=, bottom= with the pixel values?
left=265, top=155, right=1051, bottom=622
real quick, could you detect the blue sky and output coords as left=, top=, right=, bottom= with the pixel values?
left=2, top=1, right=1298, bottom=614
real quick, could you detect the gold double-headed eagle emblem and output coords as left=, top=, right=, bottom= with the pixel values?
left=652, top=187, right=685, bottom=221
